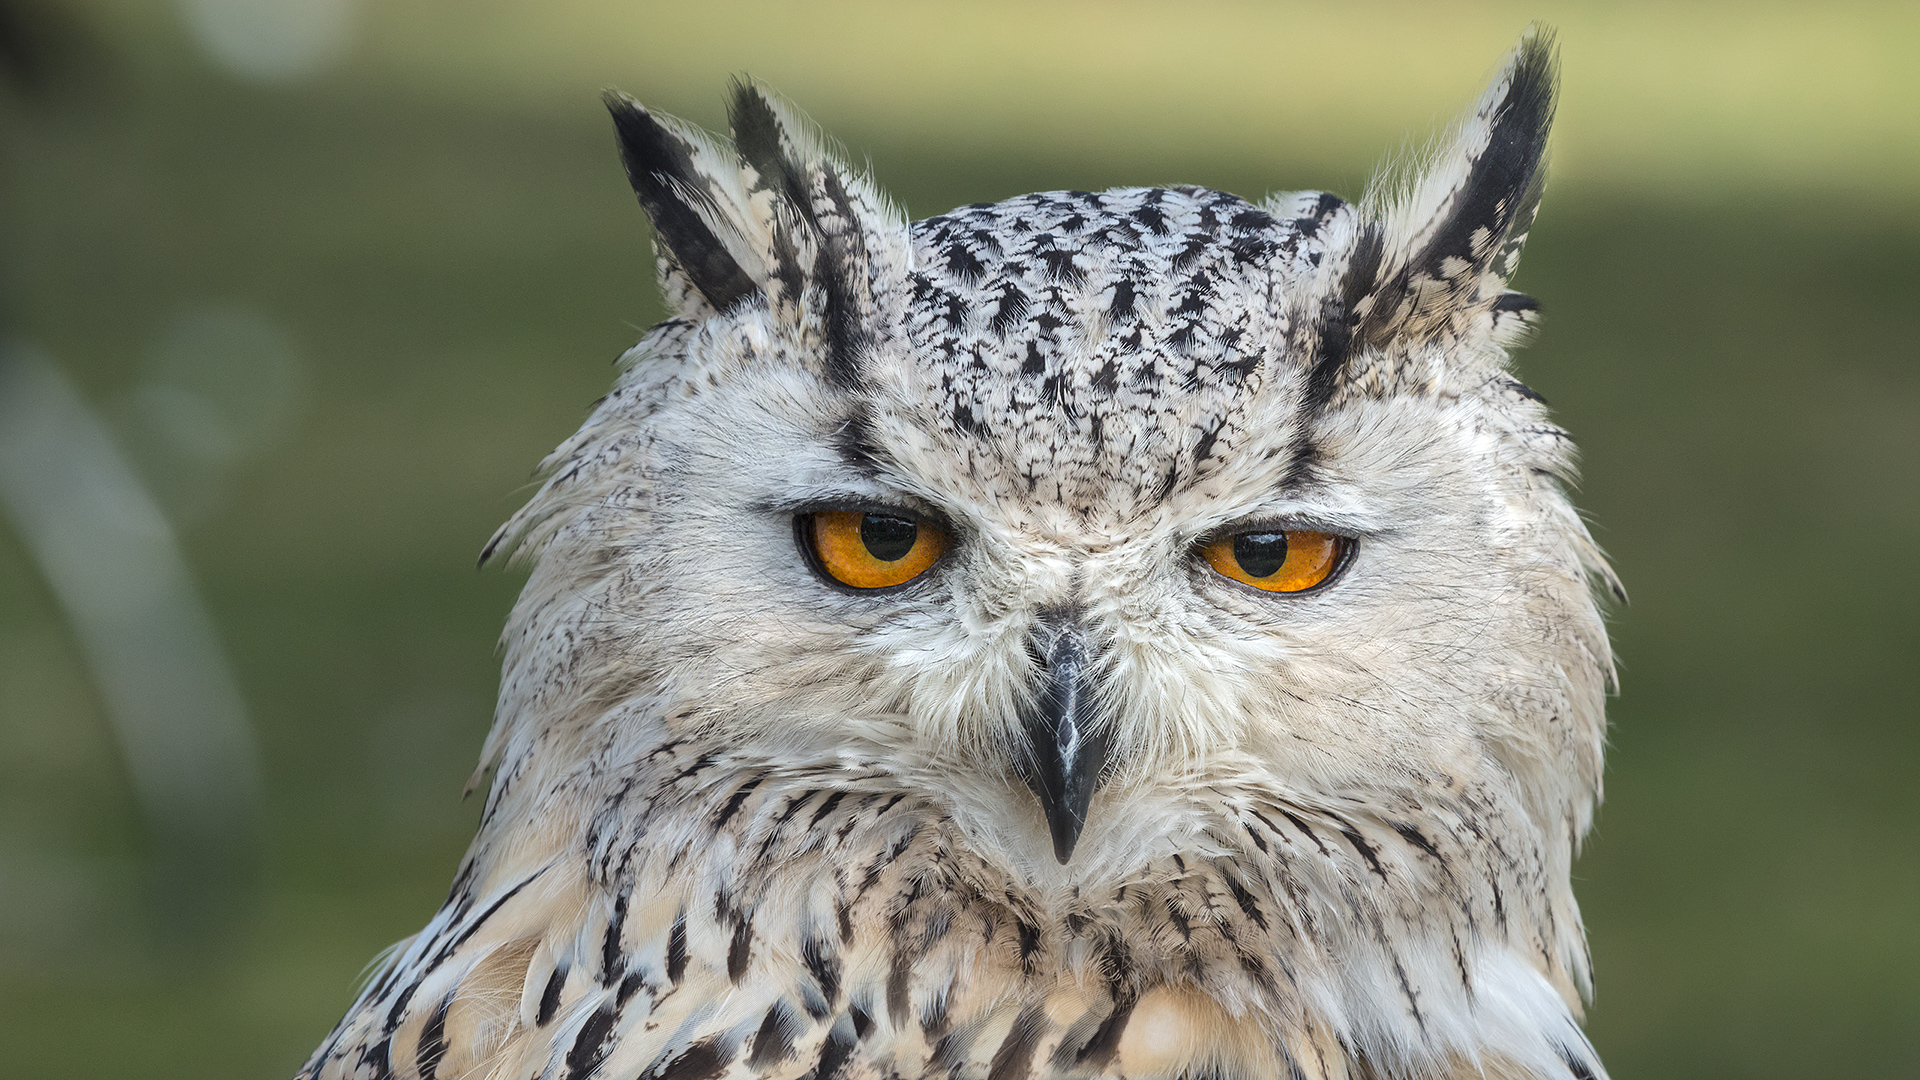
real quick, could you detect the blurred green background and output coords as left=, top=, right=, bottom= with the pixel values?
left=1, top=1, right=1915, bottom=1076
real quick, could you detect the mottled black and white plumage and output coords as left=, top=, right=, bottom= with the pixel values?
left=300, top=31, right=1617, bottom=1080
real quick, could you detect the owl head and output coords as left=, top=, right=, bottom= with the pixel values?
left=478, top=30, right=1612, bottom=939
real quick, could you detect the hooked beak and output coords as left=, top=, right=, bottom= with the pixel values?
left=1016, top=630, right=1109, bottom=864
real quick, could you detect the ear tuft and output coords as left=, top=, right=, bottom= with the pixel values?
left=1343, top=28, right=1559, bottom=355
left=727, top=81, right=812, bottom=221
left=604, top=92, right=759, bottom=315
left=724, top=80, right=881, bottom=388
left=603, top=83, right=901, bottom=383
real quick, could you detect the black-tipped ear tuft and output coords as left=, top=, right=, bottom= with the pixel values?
left=722, top=81, right=808, bottom=306
left=1418, top=30, right=1555, bottom=293
left=724, top=80, right=874, bottom=390
left=601, top=83, right=901, bottom=381
left=728, top=81, right=811, bottom=222
left=605, top=91, right=758, bottom=314
left=1348, top=28, right=1559, bottom=352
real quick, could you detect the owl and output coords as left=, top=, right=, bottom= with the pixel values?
left=298, top=30, right=1617, bottom=1080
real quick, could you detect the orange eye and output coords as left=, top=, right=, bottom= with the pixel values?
left=1199, top=529, right=1349, bottom=593
left=803, top=510, right=948, bottom=590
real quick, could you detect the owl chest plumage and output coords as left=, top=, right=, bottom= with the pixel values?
left=301, top=738, right=1578, bottom=1080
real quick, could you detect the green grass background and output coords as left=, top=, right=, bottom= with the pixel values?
left=2, top=1, right=1916, bottom=1075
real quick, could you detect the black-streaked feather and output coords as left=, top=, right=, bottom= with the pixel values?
left=605, top=92, right=758, bottom=314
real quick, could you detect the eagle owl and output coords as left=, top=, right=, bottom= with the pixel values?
left=300, top=31, right=1617, bottom=1080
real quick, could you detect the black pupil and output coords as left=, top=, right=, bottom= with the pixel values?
left=1233, top=532, right=1289, bottom=578
left=860, top=514, right=919, bottom=562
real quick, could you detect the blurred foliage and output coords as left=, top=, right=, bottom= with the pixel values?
left=1, top=1, right=1916, bottom=1077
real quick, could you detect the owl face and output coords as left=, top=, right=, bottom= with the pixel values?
left=485, top=40, right=1613, bottom=885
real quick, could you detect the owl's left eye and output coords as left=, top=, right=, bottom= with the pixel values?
left=799, top=510, right=949, bottom=591
left=1198, top=528, right=1351, bottom=594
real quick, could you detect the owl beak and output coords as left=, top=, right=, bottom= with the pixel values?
left=1017, top=630, right=1109, bottom=864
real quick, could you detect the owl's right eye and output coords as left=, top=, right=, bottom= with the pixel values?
left=1198, top=528, right=1351, bottom=594
left=799, top=510, right=948, bottom=591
